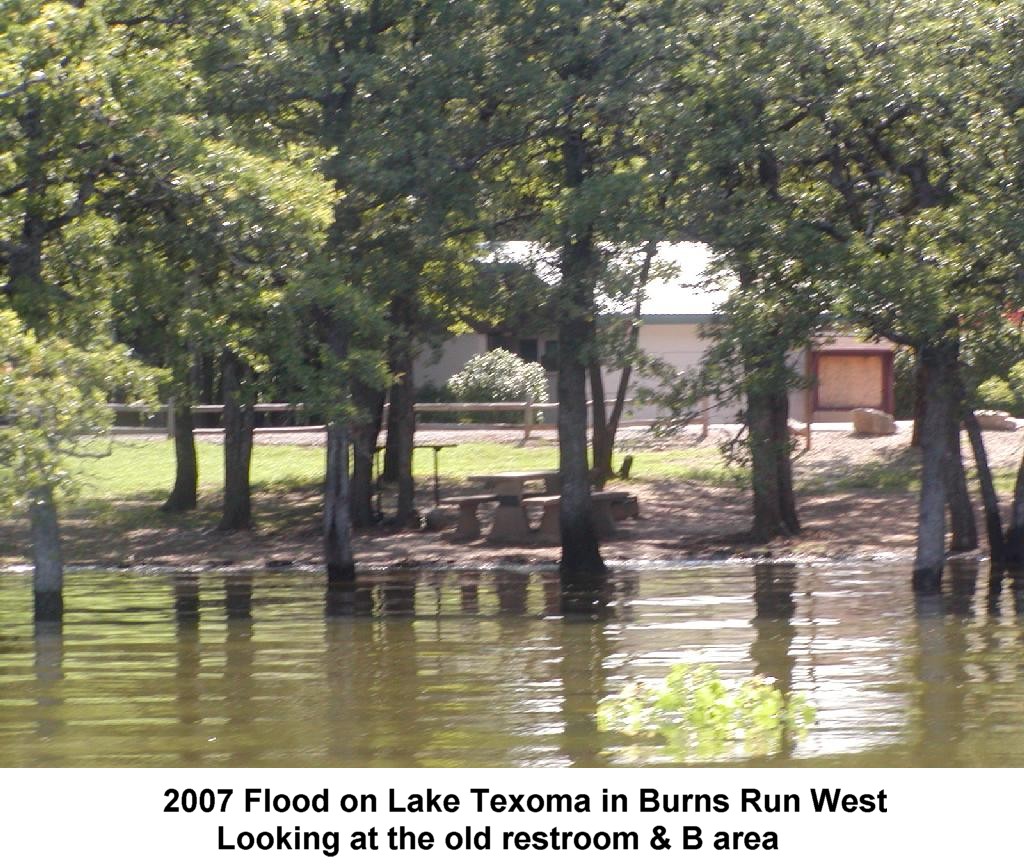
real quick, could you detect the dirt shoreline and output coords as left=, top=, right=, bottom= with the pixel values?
left=1, top=427, right=1018, bottom=575
left=0, top=482, right=987, bottom=576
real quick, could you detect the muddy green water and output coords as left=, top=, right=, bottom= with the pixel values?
left=1, top=562, right=1022, bottom=767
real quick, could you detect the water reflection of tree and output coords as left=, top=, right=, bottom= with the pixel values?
left=172, top=574, right=203, bottom=764
left=975, top=564, right=1024, bottom=764
left=557, top=616, right=613, bottom=767
left=911, top=561, right=974, bottom=764
left=223, top=575, right=255, bottom=765
left=33, top=620, right=63, bottom=742
left=555, top=574, right=634, bottom=768
left=750, top=563, right=798, bottom=760
left=323, top=580, right=423, bottom=765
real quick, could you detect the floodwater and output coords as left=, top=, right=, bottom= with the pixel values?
left=1, top=562, right=1023, bottom=767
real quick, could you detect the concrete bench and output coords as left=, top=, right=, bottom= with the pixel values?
left=591, top=490, right=639, bottom=521
left=525, top=490, right=636, bottom=542
left=524, top=494, right=563, bottom=542
left=439, top=494, right=498, bottom=540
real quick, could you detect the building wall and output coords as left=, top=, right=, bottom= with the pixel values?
left=415, top=333, right=488, bottom=390
left=599, top=323, right=814, bottom=423
left=413, top=324, right=891, bottom=425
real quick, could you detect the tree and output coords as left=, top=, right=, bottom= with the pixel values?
left=802, top=1, right=1020, bottom=589
left=209, top=0, right=501, bottom=573
left=670, top=0, right=1021, bottom=585
left=477, top=0, right=691, bottom=581
left=0, top=1, right=164, bottom=616
left=640, top=0, right=841, bottom=540
left=589, top=238, right=660, bottom=488
left=0, top=311, right=156, bottom=619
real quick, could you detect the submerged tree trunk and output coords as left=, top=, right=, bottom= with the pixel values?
left=557, top=130, right=606, bottom=582
left=383, top=345, right=417, bottom=526
left=349, top=382, right=385, bottom=529
left=324, top=421, right=356, bottom=585
left=162, top=400, right=198, bottom=512
left=944, top=415, right=977, bottom=553
left=964, top=409, right=1005, bottom=566
left=219, top=349, right=255, bottom=531
left=913, top=341, right=958, bottom=592
left=30, top=486, right=63, bottom=621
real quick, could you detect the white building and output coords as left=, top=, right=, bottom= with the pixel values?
left=415, top=243, right=894, bottom=424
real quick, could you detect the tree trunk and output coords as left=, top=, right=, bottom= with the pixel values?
left=589, top=360, right=612, bottom=489
left=748, top=390, right=781, bottom=540
left=771, top=388, right=800, bottom=534
left=383, top=346, right=417, bottom=526
left=219, top=349, right=255, bottom=531
left=964, top=409, right=1005, bottom=566
left=557, top=129, right=606, bottom=583
left=559, top=316, right=606, bottom=580
left=944, top=415, right=976, bottom=553
left=161, top=399, right=198, bottom=512
left=1004, top=449, right=1024, bottom=564
left=30, top=486, right=63, bottom=622
left=747, top=383, right=799, bottom=541
left=605, top=240, right=657, bottom=471
left=589, top=241, right=657, bottom=489
left=324, top=422, right=356, bottom=585
left=913, top=341, right=957, bottom=592
left=349, top=382, right=385, bottom=528
left=911, top=354, right=926, bottom=448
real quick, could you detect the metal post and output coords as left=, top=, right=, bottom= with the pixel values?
left=433, top=446, right=441, bottom=506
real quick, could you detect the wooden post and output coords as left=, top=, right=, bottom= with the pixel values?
left=804, top=347, right=813, bottom=451
left=166, top=398, right=175, bottom=440
left=524, top=398, right=533, bottom=440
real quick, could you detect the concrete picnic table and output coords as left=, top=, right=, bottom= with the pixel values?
left=466, top=469, right=561, bottom=542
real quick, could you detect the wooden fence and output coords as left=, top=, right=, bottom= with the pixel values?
left=108, top=398, right=707, bottom=438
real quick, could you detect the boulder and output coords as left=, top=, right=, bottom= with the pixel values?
left=974, top=410, right=1018, bottom=432
left=852, top=407, right=897, bottom=435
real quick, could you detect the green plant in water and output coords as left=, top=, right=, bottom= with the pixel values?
left=597, top=663, right=815, bottom=761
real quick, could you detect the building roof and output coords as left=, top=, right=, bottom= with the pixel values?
left=630, top=242, right=730, bottom=317
left=480, top=240, right=730, bottom=320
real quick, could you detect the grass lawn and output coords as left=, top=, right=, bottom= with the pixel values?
left=68, top=439, right=324, bottom=499
left=61, top=437, right=747, bottom=504
left=29, top=432, right=1012, bottom=522
left=2, top=432, right=1015, bottom=567
left=0, top=438, right=745, bottom=562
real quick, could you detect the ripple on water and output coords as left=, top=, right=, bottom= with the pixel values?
left=1, top=562, right=1023, bottom=767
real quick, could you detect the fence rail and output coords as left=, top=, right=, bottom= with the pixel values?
left=108, top=397, right=698, bottom=438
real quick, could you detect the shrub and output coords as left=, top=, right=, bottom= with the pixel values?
left=414, top=382, right=459, bottom=423
left=977, top=376, right=1023, bottom=416
left=1007, top=361, right=1024, bottom=401
left=892, top=348, right=917, bottom=420
left=597, top=662, right=815, bottom=762
left=447, top=349, right=549, bottom=423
